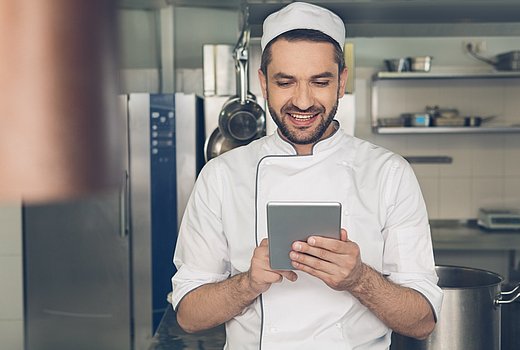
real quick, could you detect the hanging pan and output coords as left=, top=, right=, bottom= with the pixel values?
left=218, top=9, right=265, bottom=142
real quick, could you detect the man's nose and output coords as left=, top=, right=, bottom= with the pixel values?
left=292, top=83, right=314, bottom=111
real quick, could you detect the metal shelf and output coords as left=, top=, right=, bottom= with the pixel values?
left=371, top=70, right=520, bottom=134
left=374, top=126, right=520, bottom=134
left=374, top=71, right=520, bottom=81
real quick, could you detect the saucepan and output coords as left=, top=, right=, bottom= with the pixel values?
left=218, top=10, right=265, bottom=143
left=391, top=265, right=520, bottom=350
left=465, top=43, right=520, bottom=71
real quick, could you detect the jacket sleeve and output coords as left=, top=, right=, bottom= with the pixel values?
left=170, top=159, right=230, bottom=310
left=381, top=157, right=443, bottom=320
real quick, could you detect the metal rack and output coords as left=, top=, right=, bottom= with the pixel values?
left=371, top=71, right=520, bottom=134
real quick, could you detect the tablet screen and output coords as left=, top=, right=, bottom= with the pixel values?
left=266, top=201, right=341, bottom=270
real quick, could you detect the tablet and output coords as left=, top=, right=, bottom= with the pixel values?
left=266, top=201, right=342, bottom=270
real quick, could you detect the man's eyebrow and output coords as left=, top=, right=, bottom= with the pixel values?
left=310, top=72, right=335, bottom=79
left=272, top=72, right=295, bottom=80
left=272, top=72, right=336, bottom=80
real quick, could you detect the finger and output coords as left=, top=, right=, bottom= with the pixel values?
left=291, top=241, right=337, bottom=265
left=259, top=238, right=268, bottom=247
left=296, top=236, right=348, bottom=256
left=340, top=228, right=348, bottom=242
left=290, top=249, right=336, bottom=273
left=278, top=270, right=298, bottom=282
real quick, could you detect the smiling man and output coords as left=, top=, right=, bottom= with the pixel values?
left=171, top=2, right=443, bottom=349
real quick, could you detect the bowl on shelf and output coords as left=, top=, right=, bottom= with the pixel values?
left=384, top=56, right=432, bottom=72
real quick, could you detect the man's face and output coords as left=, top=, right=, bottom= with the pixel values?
left=258, top=39, right=347, bottom=147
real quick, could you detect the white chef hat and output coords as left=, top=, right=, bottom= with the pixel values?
left=260, top=2, right=345, bottom=51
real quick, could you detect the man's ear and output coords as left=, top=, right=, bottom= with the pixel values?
left=338, top=67, right=348, bottom=98
left=258, top=69, right=267, bottom=99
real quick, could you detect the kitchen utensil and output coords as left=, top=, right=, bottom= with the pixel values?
left=494, top=51, right=520, bottom=71
left=384, top=58, right=411, bottom=72
left=466, top=43, right=520, bottom=71
left=401, top=113, right=431, bottom=127
left=433, top=117, right=466, bottom=126
left=204, top=128, right=247, bottom=162
left=384, top=56, right=432, bottom=72
left=218, top=9, right=265, bottom=143
left=391, top=265, right=520, bottom=350
left=410, top=56, right=432, bottom=72
left=378, top=117, right=405, bottom=127
left=425, top=105, right=459, bottom=119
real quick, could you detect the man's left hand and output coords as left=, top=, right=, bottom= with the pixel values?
left=289, top=228, right=364, bottom=291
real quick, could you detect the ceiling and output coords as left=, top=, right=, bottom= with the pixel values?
left=118, top=0, right=520, bottom=37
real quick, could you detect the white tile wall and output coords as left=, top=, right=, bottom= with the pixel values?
left=0, top=320, right=23, bottom=350
left=0, top=202, right=23, bottom=350
left=0, top=256, right=23, bottom=319
left=355, top=67, right=520, bottom=220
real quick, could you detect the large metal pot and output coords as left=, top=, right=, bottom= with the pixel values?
left=391, top=265, right=520, bottom=350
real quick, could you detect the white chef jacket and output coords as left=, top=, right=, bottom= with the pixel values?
left=172, top=122, right=443, bottom=350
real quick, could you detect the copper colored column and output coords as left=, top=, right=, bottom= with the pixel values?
left=0, top=0, right=122, bottom=202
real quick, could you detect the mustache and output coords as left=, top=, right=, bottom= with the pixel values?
left=281, top=104, right=324, bottom=115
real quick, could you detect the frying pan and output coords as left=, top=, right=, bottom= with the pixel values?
left=218, top=9, right=265, bottom=142
left=204, top=128, right=247, bottom=162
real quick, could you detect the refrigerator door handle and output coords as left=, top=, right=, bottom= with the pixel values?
left=120, top=170, right=130, bottom=238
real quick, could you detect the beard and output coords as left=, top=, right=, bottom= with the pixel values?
left=267, top=94, right=339, bottom=145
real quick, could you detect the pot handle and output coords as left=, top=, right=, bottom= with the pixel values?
left=495, top=283, right=520, bottom=305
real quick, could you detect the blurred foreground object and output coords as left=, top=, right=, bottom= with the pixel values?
left=0, top=0, right=122, bottom=202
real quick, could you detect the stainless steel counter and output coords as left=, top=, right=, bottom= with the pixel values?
left=431, top=220, right=520, bottom=251
left=149, top=307, right=225, bottom=350
left=148, top=221, right=520, bottom=349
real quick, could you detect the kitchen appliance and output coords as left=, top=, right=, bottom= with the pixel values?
left=391, top=265, right=520, bottom=350
left=466, top=43, right=520, bottom=71
left=478, top=208, right=520, bottom=230
left=23, top=93, right=203, bottom=350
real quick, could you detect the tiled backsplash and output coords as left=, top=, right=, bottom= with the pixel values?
left=354, top=69, right=520, bottom=220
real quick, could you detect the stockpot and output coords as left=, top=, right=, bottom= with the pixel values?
left=391, top=265, right=520, bottom=350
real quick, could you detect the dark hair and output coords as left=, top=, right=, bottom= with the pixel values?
left=260, top=29, right=345, bottom=76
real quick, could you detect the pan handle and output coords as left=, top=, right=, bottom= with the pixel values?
left=495, top=283, right=520, bottom=305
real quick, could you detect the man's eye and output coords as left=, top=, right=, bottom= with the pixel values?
left=313, top=81, right=330, bottom=87
left=275, top=81, right=292, bottom=87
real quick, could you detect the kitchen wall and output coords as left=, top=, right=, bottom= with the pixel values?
left=348, top=37, right=520, bottom=220
left=0, top=202, right=23, bottom=350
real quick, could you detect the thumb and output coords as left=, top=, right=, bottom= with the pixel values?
left=340, top=228, right=349, bottom=242
left=279, top=270, right=298, bottom=282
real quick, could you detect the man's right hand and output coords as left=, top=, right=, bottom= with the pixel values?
left=247, top=238, right=298, bottom=295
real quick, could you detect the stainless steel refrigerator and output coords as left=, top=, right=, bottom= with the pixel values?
left=23, top=93, right=204, bottom=350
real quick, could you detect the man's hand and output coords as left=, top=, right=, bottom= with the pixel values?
left=248, top=238, right=298, bottom=295
left=289, top=228, right=436, bottom=339
left=289, top=229, right=363, bottom=291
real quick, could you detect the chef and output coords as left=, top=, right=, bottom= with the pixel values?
left=171, top=2, right=443, bottom=349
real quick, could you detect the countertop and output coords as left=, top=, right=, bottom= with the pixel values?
left=149, top=306, right=225, bottom=350
left=149, top=221, right=520, bottom=349
left=430, top=220, right=520, bottom=251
